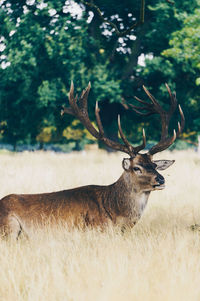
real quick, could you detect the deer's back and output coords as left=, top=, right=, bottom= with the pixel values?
left=0, top=185, right=112, bottom=228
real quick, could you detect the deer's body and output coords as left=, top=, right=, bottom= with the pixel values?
left=0, top=82, right=184, bottom=238
left=0, top=167, right=151, bottom=237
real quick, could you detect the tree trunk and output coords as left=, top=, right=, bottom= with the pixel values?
left=13, top=141, right=17, bottom=152
left=39, top=142, right=44, bottom=150
left=121, top=23, right=149, bottom=80
left=74, top=141, right=81, bottom=151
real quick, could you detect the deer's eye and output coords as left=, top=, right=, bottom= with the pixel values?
left=133, top=167, right=142, bottom=173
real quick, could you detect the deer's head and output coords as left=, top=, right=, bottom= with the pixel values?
left=122, top=154, right=174, bottom=192
left=62, top=82, right=184, bottom=192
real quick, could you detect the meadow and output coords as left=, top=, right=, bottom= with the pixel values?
left=0, top=149, right=199, bottom=301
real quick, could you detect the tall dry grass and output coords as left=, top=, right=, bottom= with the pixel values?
left=0, top=149, right=200, bottom=301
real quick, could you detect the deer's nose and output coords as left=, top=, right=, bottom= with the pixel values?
left=155, top=174, right=165, bottom=185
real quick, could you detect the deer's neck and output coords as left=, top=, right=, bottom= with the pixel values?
left=106, top=172, right=150, bottom=221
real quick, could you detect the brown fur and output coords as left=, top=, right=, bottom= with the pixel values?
left=0, top=154, right=173, bottom=238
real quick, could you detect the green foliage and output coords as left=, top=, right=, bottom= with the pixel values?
left=36, top=126, right=57, bottom=144
left=62, top=119, right=96, bottom=142
left=91, top=65, right=122, bottom=103
left=0, top=0, right=199, bottom=150
left=162, top=7, right=200, bottom=75
left=161, top=4, right=200, bottom=139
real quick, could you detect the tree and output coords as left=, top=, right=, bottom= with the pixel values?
left=0, top=0, right=125, bottom=148
left=78, top=0, right=198, bottom=143
left=139, top=3, right=200, bottom=142
left=0, top=1, right=89, bottom=148
left=161, top=6, right=200, bottom=138
left=0, top=0, right=199, bottom=149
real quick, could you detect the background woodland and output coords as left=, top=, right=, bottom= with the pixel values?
left=0, top=0, right=199, bottom=150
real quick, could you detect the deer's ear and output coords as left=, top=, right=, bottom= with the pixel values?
left=122, top=158, right=131, bottom=171
left=153, top=160, right=175, bottom=170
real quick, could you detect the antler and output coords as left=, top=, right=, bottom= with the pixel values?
left=62, top=82, right=146, bottom=157
left=129, top=84, right=185, bottom=155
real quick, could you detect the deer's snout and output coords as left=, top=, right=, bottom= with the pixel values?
left=155, top=174, right=165, bottom=185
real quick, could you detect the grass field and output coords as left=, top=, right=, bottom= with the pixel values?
left=0, top=149, right=199, bottom=301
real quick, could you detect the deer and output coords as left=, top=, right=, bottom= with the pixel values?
left=0, top=82, right=184, bottom=238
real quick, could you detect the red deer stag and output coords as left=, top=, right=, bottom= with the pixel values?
left=0, top=83, right=184, bottom=238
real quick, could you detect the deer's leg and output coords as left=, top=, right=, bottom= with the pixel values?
left=121, top=221, right=137, bottom=234
left=8, top=215, right=23, bottom=239
left=0, top=214, right=27, bottom=240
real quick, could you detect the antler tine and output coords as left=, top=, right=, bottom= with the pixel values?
left=95, top=101, right=104, bottom=136
left=68, top=81, right=79, bottom=116
left=63, top=82, right=142, bottom=157
left=129, top=103, right=155, bottom=116
left=126, top=84, right=185, bottom=156
left=143, top=86, right=164, bottom=112
left=61, top=106, right=74, bottom=116
left=130, top=86, right=169, bottom=143
left=146, top=84, right=185, bottom=155
left=165, top=83, right=177, bottom=114
left=131, top=84, right=184, bottom=156
left=149, top=130, right=177, bottom=155
left=93, top=107, right=140, bottom=157
left=134, top=95, right=151, bottom=106
left=118, top=115, right=133, bottom=153
left=118, top=115, right=146, bottom=155
left=79, top=82, right=91, bottom=111
left=128, top=90, right=162, bottom=116
left=68, top=81, right=99, bottom=138
left=63, top=82, right=184, bottom=157
left=133, top=128, right=146, bottom=153
left=176, top=105, right=185, bottom=137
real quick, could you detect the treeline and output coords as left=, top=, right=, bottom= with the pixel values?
left=0, top=0, right=199, bottom=150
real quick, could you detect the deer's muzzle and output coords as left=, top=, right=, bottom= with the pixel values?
left=153, top=174, right=165, bottom=189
